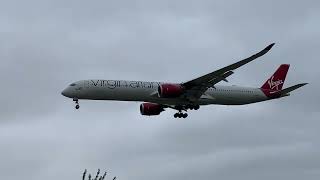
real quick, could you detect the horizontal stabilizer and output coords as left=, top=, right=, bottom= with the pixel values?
left=280, top=83, right=308, bottom=96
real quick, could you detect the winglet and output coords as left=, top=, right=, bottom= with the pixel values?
left=247, top=43, right=275, bottom=61
left=265, top=43, right=275, bottom=51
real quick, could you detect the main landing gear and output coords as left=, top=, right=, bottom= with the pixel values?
left=186, top=104, right=200, bottom=110
left=73, top=98, right=80, bottom=109
left=173, top=104, right=200, bottom=118
left=174, top=111, right=188, bottom=118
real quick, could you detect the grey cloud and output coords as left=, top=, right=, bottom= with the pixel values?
left=0, top=0, right=319, bottom=179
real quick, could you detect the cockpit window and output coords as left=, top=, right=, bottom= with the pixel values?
left=70, top=83, right=76, bottom=86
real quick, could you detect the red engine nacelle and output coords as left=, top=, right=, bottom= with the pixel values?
left=140, top=103, right=164, bottom=116
left=158, top=83, right=184, bottom=98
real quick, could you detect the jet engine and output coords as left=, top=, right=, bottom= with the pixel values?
left=140, top=103, right=164, bottom=116
left=158, top=83, right=184, bottom=98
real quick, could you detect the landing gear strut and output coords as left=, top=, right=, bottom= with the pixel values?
left=73, top=98, right=80, bottom=109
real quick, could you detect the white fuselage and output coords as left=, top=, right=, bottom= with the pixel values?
left=61, top=80, right=269, bottom=106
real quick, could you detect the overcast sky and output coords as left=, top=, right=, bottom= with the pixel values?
left=0, top=0, right=319, bottom=179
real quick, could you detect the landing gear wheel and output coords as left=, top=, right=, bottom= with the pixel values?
left=75, top=105, right=80, bottom=109
left=174, top=112, right=188, bottom=118
left=186, top=104, right=199, bottom=110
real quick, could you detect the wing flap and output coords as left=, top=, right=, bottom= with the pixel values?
left=183, top=71, right=234, bottom=99
left=207, top=71, right=234, bottom=87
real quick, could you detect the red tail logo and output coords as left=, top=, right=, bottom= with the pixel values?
left=267, top=76, right=284, bottom=90
left=261, top=64, right=289, bottom=91
left=261, top=64, right=290, bottom=98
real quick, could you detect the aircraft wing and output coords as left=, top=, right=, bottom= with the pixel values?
left=182, top=43, right=275, bottom=100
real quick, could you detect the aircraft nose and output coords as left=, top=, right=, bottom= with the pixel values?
left=61, top=89, right=67, bottom=97
left=61, top=88, right=71, bottom=97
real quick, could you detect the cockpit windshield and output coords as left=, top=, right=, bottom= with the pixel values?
left=70, top=83, right=76, bottom=86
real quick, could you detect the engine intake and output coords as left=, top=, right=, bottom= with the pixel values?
left=140, top=103, right=164, bottom=116
left=158, top=83, right=184, bottom=98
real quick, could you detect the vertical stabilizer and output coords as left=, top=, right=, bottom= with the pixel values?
left=261, top=64, right=289, bottom=91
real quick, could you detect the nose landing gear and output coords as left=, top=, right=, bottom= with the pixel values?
left=73, top=98, right=80, bottom=109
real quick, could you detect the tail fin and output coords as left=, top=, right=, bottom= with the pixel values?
left=261, top=64, right=290, bottom=91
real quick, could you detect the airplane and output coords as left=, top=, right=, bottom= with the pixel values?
left=61, top=43, right=307, bottom=118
